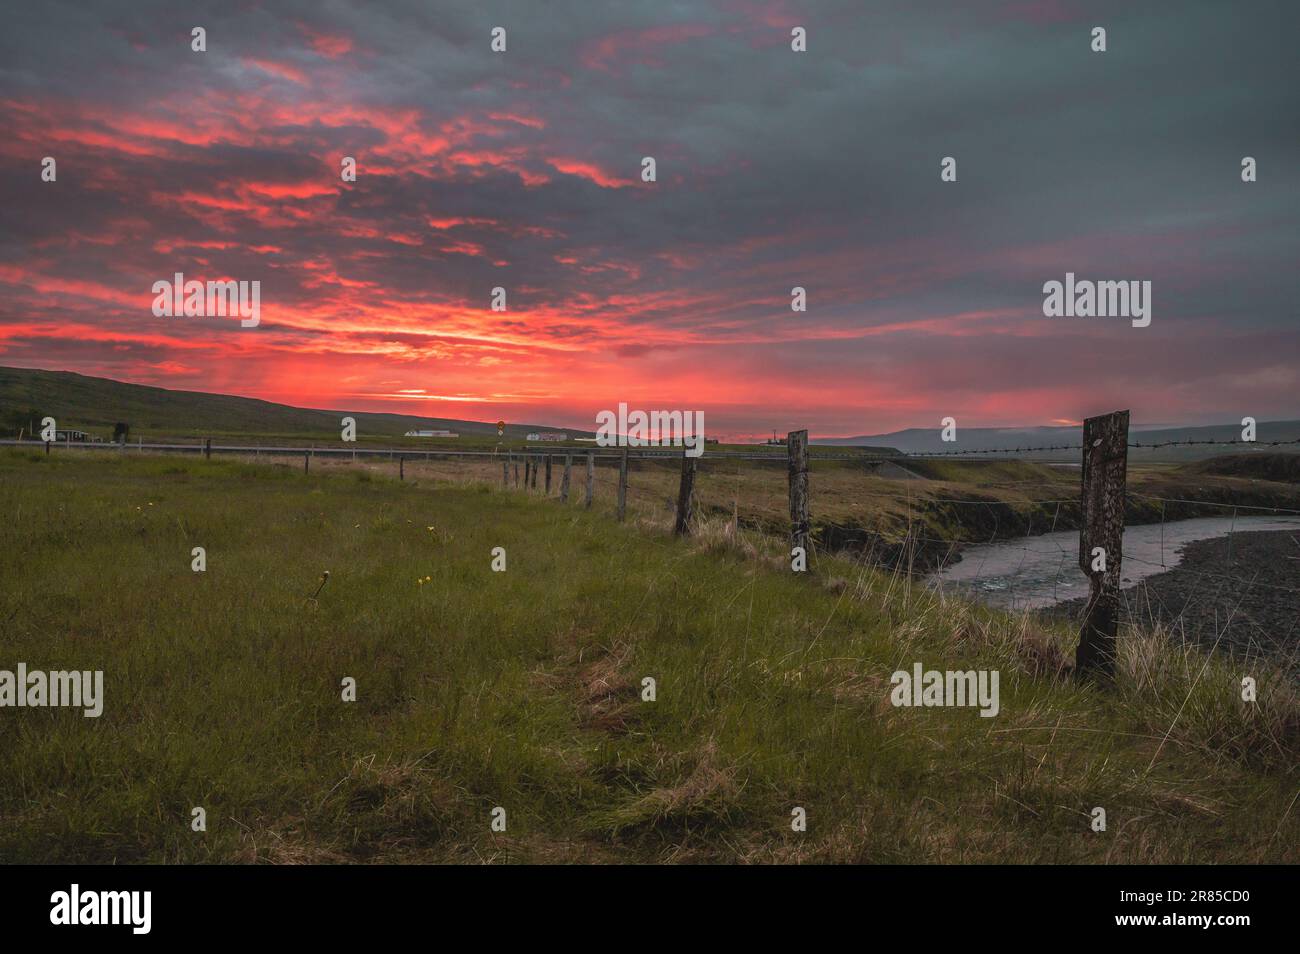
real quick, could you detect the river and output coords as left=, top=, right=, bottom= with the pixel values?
left=931, top=515, right=1300, bottom=610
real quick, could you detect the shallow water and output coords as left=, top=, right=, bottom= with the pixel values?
left=931, top=515, right=1300, bottom=610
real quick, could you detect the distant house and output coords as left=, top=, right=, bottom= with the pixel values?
left=526, top=432, right=568, bottom=442
left=54, top=429, right=88, bottom=442
left=404, top=429, right=458, bottom=438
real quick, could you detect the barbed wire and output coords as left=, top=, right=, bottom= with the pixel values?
left=1127, top=436, right=1300, bottom=450
left=13, top=434, right=1298, bottom=465
left=872, top=435, right=1300, bottom=460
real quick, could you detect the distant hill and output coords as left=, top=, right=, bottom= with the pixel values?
left=815, top=421, right=1300, bottom=462
left=0, top=366, right=586, bottom=441
left=819, top=425, right=1078, bottom=453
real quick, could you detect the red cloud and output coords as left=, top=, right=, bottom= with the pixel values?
left=242, top=57, right=310, bottom=86
left=296, top=23, right=354, bottom=58
left=545, top=157, right=628, bottom=189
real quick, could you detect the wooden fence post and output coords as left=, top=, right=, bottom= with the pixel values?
left=514, top=456, right=520, bottom=489
left=204, top=438, right=211, bottom=460
left=561, top=455, right=572, bottom=503
left=45, top=440, right=50, bottom=456
left=545, top=455, right=553, bottom=495
left=502, top=455, right=509, bottom=488
left=1075, top=410, right=1129, bottom=679
left=674, top=450, right=697, bottom=536
left=399, top=456, right=405, bottom=481
left=304, top=452, right=309, bottom=475
left=584, top=452, right=595, bottom=508
left=530, top=455, right=539, bottom=490
left=788, top=429, right=810, bottom=559
left=524, top=457, right=532, bottom=489
left=617, top=447, right=628, bottom=522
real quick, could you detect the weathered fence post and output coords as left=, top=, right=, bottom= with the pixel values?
left=399, top=456, right=405, bottom=481
left=674, top=450, right=697, bottom=536
left=45, top=440, right=50, bottom=456
left=788, top=429, right=810, bottom=559
left=1075, top=409, right=1129, bottom=680
left=502, top=455, right=509, bottom=488
left=530, top=455, right=539, bottom=490
left=204, top=438, right=211, bottom=460
left=304, top=452, right=309, bottom=474
left=584, top=452, right=595, bottom=508
left=561, top=454, right=572, bottom=503
left=524, top=457, right=532, bottom=489
left=514, top=456, right=520, bottom=489
left=617, top=447, right=629, bottom=522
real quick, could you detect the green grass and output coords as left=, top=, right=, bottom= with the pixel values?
left=0, top=449, right=1295, bottom=863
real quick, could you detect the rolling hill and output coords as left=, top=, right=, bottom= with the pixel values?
left=0, top=366, right=587, bottom=442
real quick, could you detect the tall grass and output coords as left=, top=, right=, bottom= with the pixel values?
left=0, top=449, right=1294, bottom=863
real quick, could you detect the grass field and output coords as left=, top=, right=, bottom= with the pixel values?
left=0, top=449, right=1295, bottom=863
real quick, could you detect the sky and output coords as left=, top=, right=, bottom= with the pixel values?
left=0, top=0, right=1296, bottom=440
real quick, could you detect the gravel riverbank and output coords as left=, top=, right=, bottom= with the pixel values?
left=1054, top=529, right=1300, bottom=667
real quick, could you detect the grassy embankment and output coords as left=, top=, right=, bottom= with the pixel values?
left=0, top=449, right=1295, bottom=863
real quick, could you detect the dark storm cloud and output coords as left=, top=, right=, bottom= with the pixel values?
left=0, top=0, right=1296, bottom=431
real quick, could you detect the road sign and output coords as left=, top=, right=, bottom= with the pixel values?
left=497, top=420, right=505, bottom=437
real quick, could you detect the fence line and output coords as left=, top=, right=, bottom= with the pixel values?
left=10, top=433, right=1298, bottom=465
